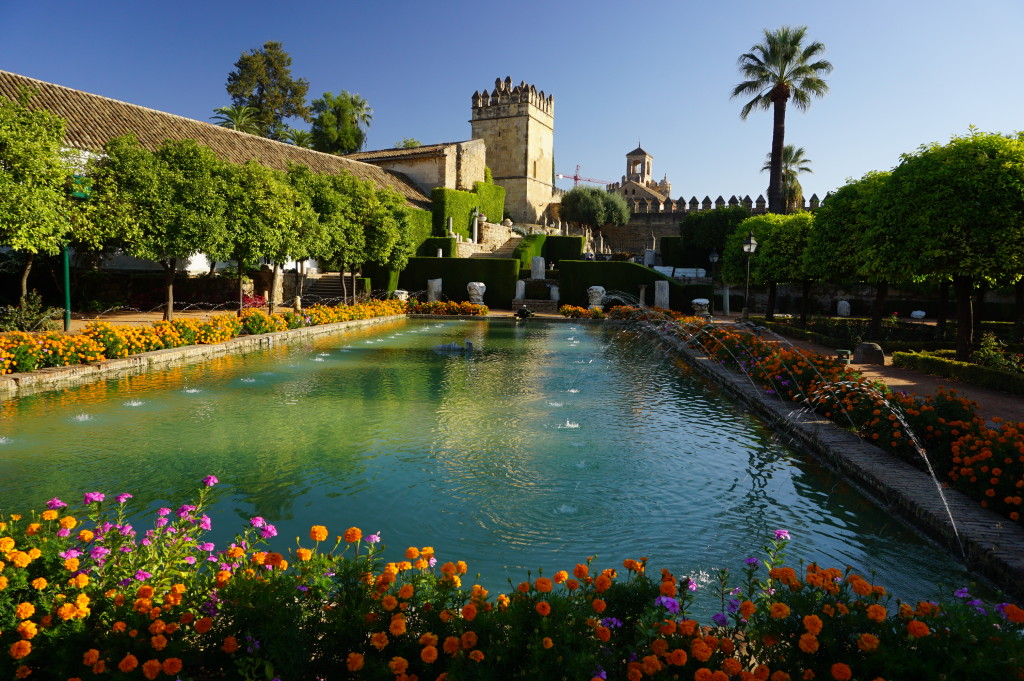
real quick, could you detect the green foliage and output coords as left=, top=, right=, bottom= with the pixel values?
left=559, top=186, right=629, bottom=229
left=0, top=291, right=62, bottom=332
left=430, top=187, right=478, bottom=238
left=398, top=257, right=518, bottom=306
left=394, top=137, right=422, bottom=148
left=226, top=41, right=310, bottom=140
left=761, top=144, right=813, bottom=212
left=721, top=212, right=814, bottom=286
left=417, top=237, right=457, bottom=257
left=893, top=350, right=1024, bottom=397
left=679, top=205, right=751, bottom=266
left=484, top=166, right=493, bottom=183
left=732, top=25, right=832, bottom=212
left=513, top=234, right=546, bottom=273
left=805, top=171, right=889, bottom=282
left=310, top=91, right=369, bottom=154
left=558, top=260, right=710, bottom=310
left=472, top=180, right=505, bottom=224
left=542, top=236, right=584, bottom=265
left=659, top=236, right=686, bottom=267
left=210, top=104, right=261, bottom=134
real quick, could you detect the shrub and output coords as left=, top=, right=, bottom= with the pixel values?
left=0, top=291, right=63, bottom=332
left=406, top=301, right=489, bottom=316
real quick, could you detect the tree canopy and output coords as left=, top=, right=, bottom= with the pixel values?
left=0, top=91, right=72, bottom=301
left=732, top=26, right=831, bottom=213
left=210, top=105, right=261, bottom=135
left=679, top=205, right=751, bottom=258
left=558, top=187, right=629, bottom=230
left=225, top=41, right=310, bottom=140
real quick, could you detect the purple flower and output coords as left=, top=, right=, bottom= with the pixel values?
left=297, top=585, right=309, bottom=592
left=592, top=668, right=607, bottom=680
left=118, top=578, right=133, bottom=587
left=687, top=580, right=698, bottom=592
left=203, top=475, right=219, bottom=487
left=250, top=516, right=266, bottom=528
left=428, top=556, right=437, bottom=568
left=655, top=596, right=680, bottom=614
left=46, top=497, right=67, bottom=510
left=601, top=617, right=624, bottom=629
left=134, top=569, right=152, bottom=581
left=119, top=524, right=134, bottom=536
left=955, top=587, right=970, bottom=598
left=155, top=518, right=169, bottom=528
left=59, top=548, right=82, bottom=559
left=712, top=612, right=728, bottom=627
left=89, top=546, right=111, bottom=560
left=260, top=524, right=278, bottom=539
left=119, top=546, right=133, bottom=553
left=744, top=557, right=759, bottom=566
left=115, top=493, right=132, bottom=504
left=199, top=515, right=212, bottom=531
left=83, top=492, right=105, bottom=505
left=968, top=599, right=987, bottom=615
left=774, top=529, right=791, bottom=541
left=184, top=556, right=197, bottom=565
left=157, top=507, right=171, bottom=517
left=198, top=542, right=215, bottom=552
left=365, top=533, right=380, bottom=544
left=728, top=599, right=741, bottom=613
left=176, top=504, right=196, bottom=519
left=56, top=528, right=71, bottom=538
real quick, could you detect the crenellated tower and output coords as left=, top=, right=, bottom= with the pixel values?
left=470, top=77, right=555, bottom=225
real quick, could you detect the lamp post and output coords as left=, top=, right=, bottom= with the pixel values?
left=742, top=232, right=757, bottom=320
left=708, top=248, right=719, bottom=314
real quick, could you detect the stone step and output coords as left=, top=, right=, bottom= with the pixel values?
left=512, top=299, right=561, bottom=313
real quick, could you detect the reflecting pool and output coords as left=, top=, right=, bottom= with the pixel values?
left=0, top=319, right=976, bottom=608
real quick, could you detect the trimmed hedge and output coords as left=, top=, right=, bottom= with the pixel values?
left=543, top=236, right=584, bottom=265
left=403, top=207, right=433, bottom=249
left=558, top=260, right=710, bottom=311
left=893, top=351, right=1024, bottom=396
left=513, top=234, right=547, bottom=274
left=418, top=237, right=457, bottom=258
left=660, top=236, right=686, bottom=267
left=398, top=257, right=518, bottom=307
left=472, top=181, right=506, bottom=224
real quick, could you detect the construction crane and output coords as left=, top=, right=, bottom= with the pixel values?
left=556, top=164, right=612, bottom=187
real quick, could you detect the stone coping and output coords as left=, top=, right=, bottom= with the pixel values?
left=0, top=315, right=406, bottom=402
left=650, top=326, right=1024, bottom=602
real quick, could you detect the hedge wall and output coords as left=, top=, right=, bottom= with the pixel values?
left=660, top=236, right=686, bottom=267
left=558, top=260, right=711, bottom=312
left=398, top=257, right=518, bottom=307
left=543, top=236, right=584, bottom=265
left=472, top=181, right=506, bottom=224
left=892, top=351, right=1024, bottom=396
left=403, top=207, right=434, bottom=250
left=360, top=263, right=399, bottom=294
left=418, top=237, right=457, bottom=258
left=513, top=235, right=547, bottom=274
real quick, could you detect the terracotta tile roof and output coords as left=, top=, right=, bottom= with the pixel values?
left=626, top=146, right=650, bottom=157
left=0, top=70, right=431, bottom=209
left=345, top=141, right=467, bottom=161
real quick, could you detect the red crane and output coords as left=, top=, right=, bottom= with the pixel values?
left=556, top=164, right=611, bottom=187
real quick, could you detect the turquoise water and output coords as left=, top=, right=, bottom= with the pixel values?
left=0, top=319, right=976, bottom=606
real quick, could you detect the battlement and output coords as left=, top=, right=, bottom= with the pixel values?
left=471, top=77, right=554, bottom=117
left=624, top=193, right=821, bottom=215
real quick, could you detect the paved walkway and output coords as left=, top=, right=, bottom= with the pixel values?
left=63, top=307, right=1024, bottom=424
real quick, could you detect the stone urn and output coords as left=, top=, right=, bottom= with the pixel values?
left=467, top=282, right=486, bottom=305
left=587, top=286, right=605, bottom=310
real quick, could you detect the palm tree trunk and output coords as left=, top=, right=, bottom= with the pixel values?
left=768, top=96, right=788, bottom=214
left=765, top=281, right=778, bottom=321
left=19, top=252, right=34, bottom=305
left=868, top=280, right=889, bottom=340
left=799, top=278, right=812, bottom=327
left=340, top=267, right=348, bottom=304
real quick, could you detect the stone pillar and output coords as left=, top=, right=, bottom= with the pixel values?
left=446, top=216, right=454, bottom=236
left=550, top=284, right=559, bottom=303
left=723, top=285, right=731, bottom=316
left=531, top=256, right=545, bottom=280
left=654, top=281, right=670, bottom=309
left=427, top=278, right=442, bottom=302
left=436, top=248, right=444, bottom=258
left=638, top=284, right=647, bottom=307
left=643, top=249, right=656, bottom=266
left=515, top=280, right=526, bottom=300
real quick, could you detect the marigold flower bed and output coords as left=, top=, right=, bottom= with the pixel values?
left=1, top=481, right=1021, bottom=680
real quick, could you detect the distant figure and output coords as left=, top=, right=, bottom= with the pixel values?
left=433, top=340, right=473, bottom=353
left=515, top=306, right=535, bottom=319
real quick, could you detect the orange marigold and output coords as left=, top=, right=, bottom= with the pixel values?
left=866, top=604, right=887, bottom=622
left=443, top=636, right=460, bottom=655
left=907, top=620, right=930, bottom=638
left=594, top=574, right=612, bottom=593
left=592, top=598, right=607, bottom=613
left=346, top=652, right=364, bottom=671
left=803, top=614, right=823, bottom=635
left=830, top=663, right=852, bottom=681
left=798, top=633, right=819, bottom=654
left=469, top=650, right=484, bottom=662
left=857, top=633, right=879, bottom=653
left=535, top=601, right=551, bottom=616
left=421, top=645, right=439, bottom=663
left=389, top=656, right=409, bottom=674
left=296, top=548, right=312, bottom=561
left=722, top=658, right=742, bottom=675
left=740, top=600, right=756, bottom=619
left=162, top=658, right=182, bottom=675
left=15, top=602, right=34, bottom=620
left=1005, top=603, right=1024, bottom=623
left=461, top=631, right=478, bottom=649
left=222, top=636, right=239, bottom=654
left=371, top=632, right=390, bottom=650
left=535, top=577, right=553, bottom=592
left=462, top=603, right=477, bottom=621
left=82, top=649, right=100, bottom=665
left=542, top=637, right=554, bottom=649
left=399, top=583, right=415, bottom=599
left=10, top=640, right=31, bottom=660
left=574, top=563, right=589, bottom=579
left=405, top=546, right=420, bottom=559
left=344, top=527, right=362, bottom=543
left=194, top=617, right=212, bottom=634
left=770, top=602, right=791, bottom=619
left=669, top=648, right=688, bottom=666
left=310, top=525, right=328, bottom=542
left=553, top=570, right=568, bottom=584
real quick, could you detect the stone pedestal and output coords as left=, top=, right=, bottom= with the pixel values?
left=531, top=256, right=545, bottom=280
left=654, top=281, right=670, bottom=309
left=427, top=278, right=442, bottom=303
left=393, top=290, right=409, bottom=302
left=550, top=285, right=559, bottom=303
left=643, top=248, right=656, bottom=266
left=837, top=300, right=851, bottom=317
left=515, top=280, right=526, bottom=300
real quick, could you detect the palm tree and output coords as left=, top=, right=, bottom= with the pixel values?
left=211, top=105, right=261, bottom=135
left=283, top=128, right=314, bottom=148
left=343, top=91, right=373, bottom=129
left=732, top=26, right=832, bottom=214
left=761, top=145, right=813, bottom=212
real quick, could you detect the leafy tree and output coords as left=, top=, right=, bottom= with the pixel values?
left=213, top=161, right=300, bottom=312
left=732, top=26, right=832, bottom=214
left=0, top=90, right=72, bottom=303
left=282, top=128, right=314, bottom=148
left=210, top=105, right=261, bottom=135
left=225, top=41, right=310, bottom=140
left=721, top=212, right=815, bottom=321
left=871, top=130, right=1024, bottom=360
left=310, top=91, right=372, bottom=154
left=679, top=205, right=751, bottom=263
left=559, top=187, right=629, bottom=230
left=395, top=137, right=422, bottom=149
left=761, top=144, right=812, bottom=212
left=286, top=165, right=356, bottom=299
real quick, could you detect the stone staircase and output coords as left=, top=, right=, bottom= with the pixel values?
left=467, top=237, right=521, bottom=259
left=302, top=273, right=344, bottom=302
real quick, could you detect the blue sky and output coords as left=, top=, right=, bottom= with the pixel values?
left=3, top=0, right=1022, bottom=202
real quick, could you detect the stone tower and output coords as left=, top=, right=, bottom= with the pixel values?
left=470, top=77, right=554, bottom=225
left=625, top=146, right=653, bottom=184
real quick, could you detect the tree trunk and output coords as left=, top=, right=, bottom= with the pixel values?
left=237, top=260, right=245, bottom=317
left=973, top=282, right=988, bottom=340
left=765, top=281, right=778, bottom=321
left=799, top=278, right=812, bottom=327
left=1014, top=279, right=1024, bottom=341
left=162, top=258, right=177, bottom=322
left=269, top=263, right=281, bottom=315
left=19, top=252, right=34, bottom=305
left=297, top=261, right=306, bottom=298
left=952, top=274, right=974, bottom=361
left=937, top=279, right=950, bottom=337
left=868, top=280, right=889, bottom=340
left=340, top=267, right=348, bottom=305
left=768, top=94, right=789, bottom=214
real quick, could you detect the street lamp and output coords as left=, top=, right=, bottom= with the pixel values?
left=742, top=232, right=758, bottom=319
left=708, top=248, right=719, bottom=314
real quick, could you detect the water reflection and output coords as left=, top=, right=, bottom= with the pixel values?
left=0, top=319, right=980, bottom=610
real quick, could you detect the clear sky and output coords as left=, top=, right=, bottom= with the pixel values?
left=3, top=0, right=1022, bottom=202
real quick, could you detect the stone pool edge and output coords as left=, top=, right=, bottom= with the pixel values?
left=649, top=325, right=1024, bottom=602
left=0, top=315, right=407, bottom=402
